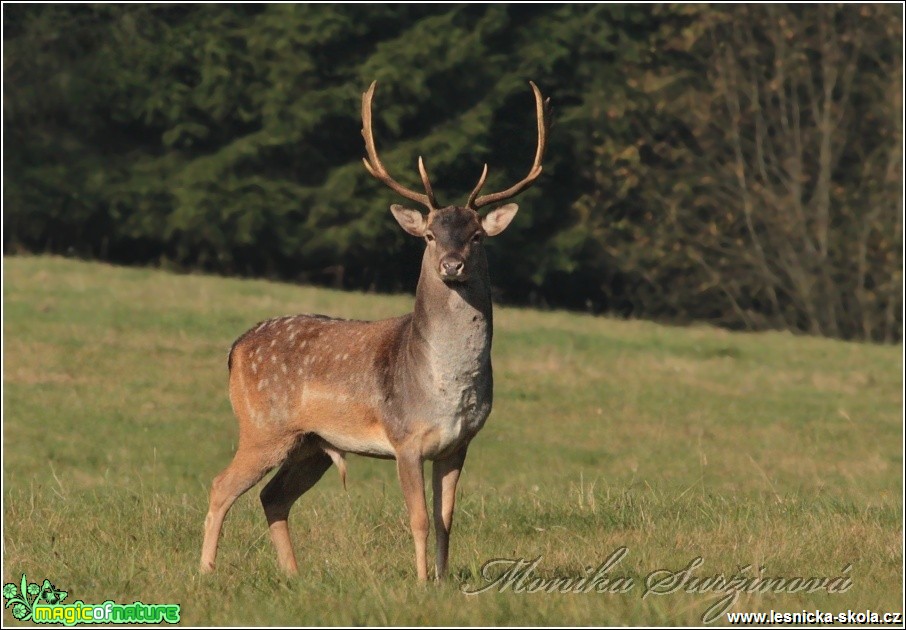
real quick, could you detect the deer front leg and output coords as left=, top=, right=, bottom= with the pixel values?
left=432, top=445, right=467, bottom=580
left=397, top=450, right=429, bottom=581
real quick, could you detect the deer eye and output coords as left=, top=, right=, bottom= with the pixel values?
left=425, top=233, right=435, bottom=242
left=471, top=232, right=483, bottom=243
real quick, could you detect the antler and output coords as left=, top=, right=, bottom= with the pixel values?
left=361, top=81, right=438, bottom=211
left=467, top=81, right=551, bottom=210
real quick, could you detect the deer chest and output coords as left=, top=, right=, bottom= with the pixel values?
left=424, top=356, right=493, bottom=457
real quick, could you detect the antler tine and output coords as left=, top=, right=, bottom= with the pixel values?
left=417, top=157, right=437, bottom=210
left=361, top=81, right=436, bottom=211
left=466, top=163, right=489, bottom=208
left=469, top=80, right=551, bottom=210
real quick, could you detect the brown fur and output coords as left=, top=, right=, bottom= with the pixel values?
left=201, top=80, right=549, bottom=581
left=200, top=222, right=496, bottom=580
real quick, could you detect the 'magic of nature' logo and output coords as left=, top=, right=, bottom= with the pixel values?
left=3, top=574, right=180, bottom=626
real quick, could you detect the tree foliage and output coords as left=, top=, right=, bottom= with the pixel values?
left=4, top=4, right=902, bottom=341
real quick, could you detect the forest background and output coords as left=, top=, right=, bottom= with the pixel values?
left=4, top=3, right=902, bottom=341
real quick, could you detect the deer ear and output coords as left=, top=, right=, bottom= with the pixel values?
left=481, top=203, right=519, bottom=236
left=390, top=205, right=427, bottom=237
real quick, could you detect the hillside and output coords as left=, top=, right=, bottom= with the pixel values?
left=3, top=256, right=902, bottom=625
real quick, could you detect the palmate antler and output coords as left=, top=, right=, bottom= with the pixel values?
left=362, top=80, right=551, bottom=212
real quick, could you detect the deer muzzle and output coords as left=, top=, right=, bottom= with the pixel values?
left=440, top=255, right=466, bottom=281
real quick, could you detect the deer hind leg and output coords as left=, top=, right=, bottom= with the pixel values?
left=200, top=440, right=287, bottom=573
left=260, top=450, right=332, bottom=574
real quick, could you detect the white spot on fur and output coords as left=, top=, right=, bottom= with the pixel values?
left=281, top=363, right=288, bottom=374
left=257, top=378, right=268, bottom=391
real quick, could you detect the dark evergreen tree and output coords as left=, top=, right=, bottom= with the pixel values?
left=3, top=4, right=901, bottom=340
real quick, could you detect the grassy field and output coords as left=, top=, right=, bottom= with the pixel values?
left=3, top=255, right=902, bottom=625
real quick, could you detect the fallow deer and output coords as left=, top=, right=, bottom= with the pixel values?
left=200, top=80, right=550, bottom=581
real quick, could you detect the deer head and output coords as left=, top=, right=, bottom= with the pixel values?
left=361, top=81, right=550, bottom=283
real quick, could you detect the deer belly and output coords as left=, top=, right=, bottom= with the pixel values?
left=317, top=425, right=395, bottom=458
left=298, top=385, right=395, bottom=457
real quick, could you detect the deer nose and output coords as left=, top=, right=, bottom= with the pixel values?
left=440, top=257, right=465, bottom=278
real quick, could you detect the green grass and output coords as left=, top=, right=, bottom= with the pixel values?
left=3, top=255, right=902, bottom=625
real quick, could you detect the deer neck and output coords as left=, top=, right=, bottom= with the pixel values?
left=408, top=250, right=493, bottom=380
